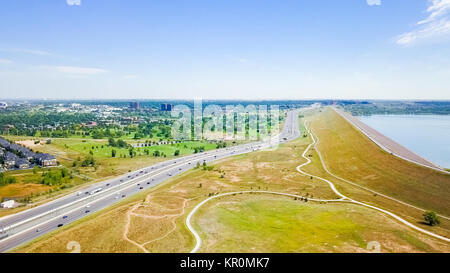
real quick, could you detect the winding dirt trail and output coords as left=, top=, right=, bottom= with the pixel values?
left=122, top=197, right=189, bottom=252
left=186, top=120, right=450, bottom=253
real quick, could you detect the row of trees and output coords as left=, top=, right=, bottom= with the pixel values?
left=41, top=168, right=72, bottom=186
left=0, top=173, right=17, bottom=186
left=108, top=138, right=128, bottom=148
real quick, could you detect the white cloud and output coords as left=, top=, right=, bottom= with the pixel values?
left=396, top=0, right=450, bottom=45
left=66, top=0, right=81, bottom=6
left=47, top=65, right=109, bottom=76
left=367, top=0, right=381, bottom=6
left=0, top=58, right=13, bottom=64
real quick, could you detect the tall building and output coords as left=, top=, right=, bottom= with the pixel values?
left=130, top=101, right=140, bottom=110
left=161, top=103, right=174, bottom=111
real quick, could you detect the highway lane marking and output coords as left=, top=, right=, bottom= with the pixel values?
left=0, top=147, right=256, bottom=246
left=0, top=141, right=264, bottom=233
left=0, top=111, right=295, bottom=251
left=0, top=131, right=290, bottom=250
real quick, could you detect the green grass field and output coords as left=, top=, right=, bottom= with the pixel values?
left=0, top=136, right=230, bottom=207
left=12, top=113, right=450, bottom=253
left=193, top=194, right=449, bottom=252
left=307, top=108, right=450, bottom=216
left=51, top=139, right=219, bottom=159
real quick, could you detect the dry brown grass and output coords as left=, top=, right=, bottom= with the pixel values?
left=12, top=112, right=450, bottom=253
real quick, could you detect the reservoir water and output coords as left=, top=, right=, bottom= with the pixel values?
left=359, top=115, right=450, bottom=169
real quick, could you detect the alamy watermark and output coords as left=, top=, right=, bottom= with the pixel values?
left=171, top=99, right=281, bottom=148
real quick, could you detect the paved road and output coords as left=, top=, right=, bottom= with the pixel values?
left=332, top=107, right=449, bottom=174
left=187, top=113, right=449, bottom=253
left=0, top=110, right=300, bottom=253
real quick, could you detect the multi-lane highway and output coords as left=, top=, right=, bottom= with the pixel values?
left=0, top=110, right=300, bottom=252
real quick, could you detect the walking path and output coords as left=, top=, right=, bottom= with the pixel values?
left=332, top=107, right=449, bottom=174
left=186, top=118, right=450, bottom=253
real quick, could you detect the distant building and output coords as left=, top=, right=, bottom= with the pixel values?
left=15, top=158, right=30, bottom=169
left=0, top=200, right=15, bottom=209
left=130, top=101, right=140, bottom=110
left=161, top=103, right=174, bottom=111
left=35, top=153, right=57, bottom=167
left=82, top=121, right=97, bottom=128
left=2, top=125, right=14, bottom=133
left=0, top=102, right=7, bottom=109
left=3, top=152, right=17, bottom=169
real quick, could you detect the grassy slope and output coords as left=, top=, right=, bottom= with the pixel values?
left=194, top=194, right=449, bottom=253
left=0, top=137, right=224, bottom=203
left=12, top=116, right=450, bottom=253
left=307, top=108, right=450, bottom=216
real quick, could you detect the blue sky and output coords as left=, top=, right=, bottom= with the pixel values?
left=1, top=0, right=450, bottom=100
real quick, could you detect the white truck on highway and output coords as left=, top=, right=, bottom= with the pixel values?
left=89, top=188, right=103, bottom=195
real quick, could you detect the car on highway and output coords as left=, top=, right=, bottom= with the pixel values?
left=62, top=215, right=68, bottom=219
left=85, top=210, right=90, bottom=213
left=77, top=191, right=83, bottom=196
left=57, top=224, right=63, bottom=227
left=139, top=187, right=143, bottom=190
left=106, top=183, right=110, bottom=186
left=122, top=194, right=126, bottom=198
left=147, top=182, right=150, bottom=185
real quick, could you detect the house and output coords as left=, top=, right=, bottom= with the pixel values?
left=15, top=158, right=30, bottom=169
left=3, top=152, right=17, bottom=169
left=0, top=137, right=36, bottom=160
left=0, top=200, right=15, bottom=209
left=35, top=153, right=57, bottom=167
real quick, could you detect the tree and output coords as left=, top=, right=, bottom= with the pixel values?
left=116, top=139, right=128, bottom=148
left=108, top=137, right=116, bottom=147
left=174, top=149, right=180, bottom=156
left=423, top=211, right=440, bottom=226
left=111, top=149, right=116, bottom=158
left=0, top=173, right=17, bottom=186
